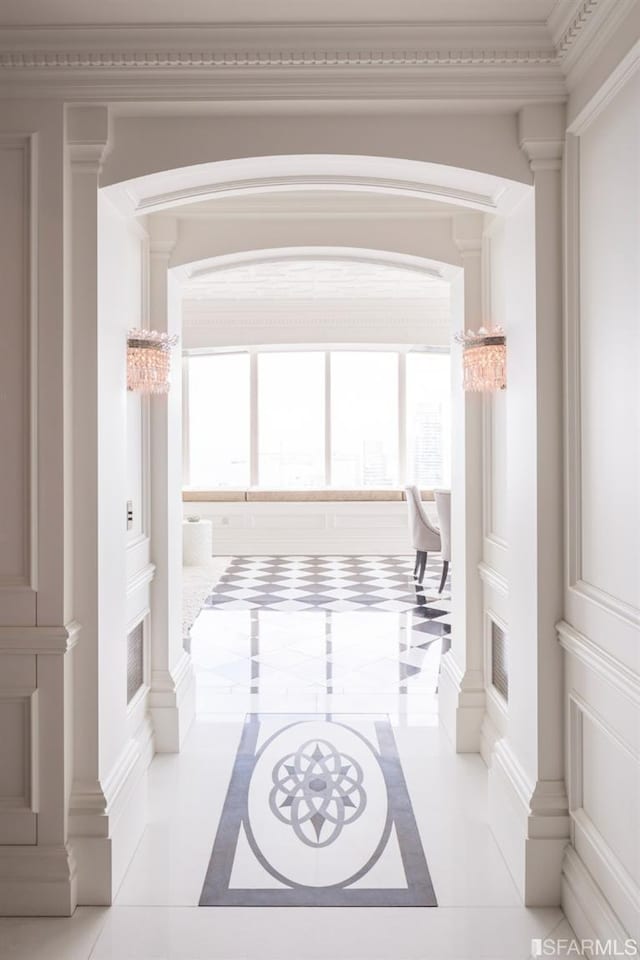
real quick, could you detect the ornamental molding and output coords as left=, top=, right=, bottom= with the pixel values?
left=549, top=0, right=601, bottom=56
left=0, top=3, right=625, bottom=97
left=0, top=23, right=559, bottom=69
left=548, top=0, right=637, bottom=74
left=0, top=7, right=615, bottom=70
left=0, top=49, right=560, bottom=70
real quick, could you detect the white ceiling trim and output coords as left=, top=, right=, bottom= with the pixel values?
left=109, top=155, right=517, bottom=215
left=0, top=8, right=607, bottom=69
left=0, top=2, right=624, bottom=100
left=136, top=174, right=501, bottom=215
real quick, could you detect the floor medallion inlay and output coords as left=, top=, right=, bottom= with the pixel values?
left=199, top=714, right=437, bottom=907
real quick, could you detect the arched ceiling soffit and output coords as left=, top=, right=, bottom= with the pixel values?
left=174, top=247, right=460, bottom=299
left=103, top=153, right=531, bottom=217
left=169, top=215, right=464, bottom=270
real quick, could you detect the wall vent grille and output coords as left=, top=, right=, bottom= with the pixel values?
left=127, top=621, right=144, bottom=704
left=491, top=621, right=508, bottom=702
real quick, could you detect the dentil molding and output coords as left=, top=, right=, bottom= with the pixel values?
left=0, top=3, right=621, bottom=70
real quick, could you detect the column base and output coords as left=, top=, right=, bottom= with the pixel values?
left=150, top=651, right=196, bottom=753
left=439, top=652, right=485, bottom=752
left=70, top=713, right=154, bottom=905
left=488, top=737, right=569, bottom=906
left=0, top=844, right=77, bottom=916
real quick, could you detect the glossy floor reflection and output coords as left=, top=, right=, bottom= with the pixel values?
left=0, top=716, right=569, bottom=960
left=190, top=554, right=451, bottom=714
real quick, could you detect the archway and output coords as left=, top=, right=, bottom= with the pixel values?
left=68, top=122, right=563, bottom=910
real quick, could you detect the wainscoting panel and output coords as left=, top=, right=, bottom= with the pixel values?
left=183, top=501, right=415, bottom=556
left=0, top=135, right=37, bottom=625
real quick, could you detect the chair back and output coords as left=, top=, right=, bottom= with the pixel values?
left=434, top=489, right=451, bottom=562
left=404, top=485, right=441, bottom=553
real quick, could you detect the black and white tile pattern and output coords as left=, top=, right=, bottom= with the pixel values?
left=194, top=555, right=451, bottom=695
left=200, top=714, right=437, bottom=907
left=206, top=555, right=451, bottom=617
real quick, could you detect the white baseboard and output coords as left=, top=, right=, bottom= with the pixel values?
left=488, top=737, right=569, bottom=906
left=150, top=651, right=196, bottom=753
left=0, top=844, right=77, bottom=916
left=438, top=652, right=485, bottom=752
left=70, top=712, right=155, bottom=905
left=562, top=846, right=633, bottom=950
left=480, top=709, right=502, bottom=767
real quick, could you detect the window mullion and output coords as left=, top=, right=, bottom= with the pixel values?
left=182, top=356, right=190, bottom=488
left=398, top=352, right=407, bottom=487
left=325, top=351, right=332, bottom=488
left=250, top=352, right=259, bottom=487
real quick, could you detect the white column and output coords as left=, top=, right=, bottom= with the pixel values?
left=439, top=212, right=486, bottom=752
left=488, top=104, right=569, bottom=907
left=66, top=105, right=114, bottom=905
left=148, top=216, right=196, bottom=752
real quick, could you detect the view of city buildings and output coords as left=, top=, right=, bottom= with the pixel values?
left=186, top=350, right=451, bottom=489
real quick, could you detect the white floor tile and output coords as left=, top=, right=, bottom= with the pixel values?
left=0, top=909, right=108, bottom=960
left=87, top=904, right=565, bottom=960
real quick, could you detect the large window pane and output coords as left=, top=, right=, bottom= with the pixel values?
left=258, top=352, right=325, bottom=488
left=406, top=351, right=451, bottom=487
left=331, top=352, right=398, bottom=487
left=188, top=353, right=250, bottom=488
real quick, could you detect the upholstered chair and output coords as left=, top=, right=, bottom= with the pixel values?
left=434, top=489, right=451, bottom=593
left=404, top=485, right=441, bottom=584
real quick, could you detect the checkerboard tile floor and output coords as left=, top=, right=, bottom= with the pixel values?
left=192, top=555, right=452, bottom=695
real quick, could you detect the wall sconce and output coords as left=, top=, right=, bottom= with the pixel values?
left=455, top=326, right=506, bottom=392
left=127, top=329, right=179, bottom=394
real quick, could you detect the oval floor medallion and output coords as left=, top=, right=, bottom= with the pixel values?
left=247, top=720, right=388, bottom=888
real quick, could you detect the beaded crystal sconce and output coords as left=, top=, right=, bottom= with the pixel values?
left=455, top=326, right=506, bottom=392
left=127, top=329, right=179, bottom=394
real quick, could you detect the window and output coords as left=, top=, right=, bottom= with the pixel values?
left=331, top=352, right=398, bottom=488
left=187, top=353, right=250, bottom=488
left=184, top=349, right=450, bottom=490
left=406, top=351, right=451, bottom=488
left=258, top=352, right=325, bottom=488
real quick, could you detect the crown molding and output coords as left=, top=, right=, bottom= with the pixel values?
left=548, top=0, right=638, bottom=79
left=0, top=4, right=622, bottom=101
left=0, top=21, right=569, bottom=101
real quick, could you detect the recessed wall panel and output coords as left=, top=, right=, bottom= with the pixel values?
left=0, top=138, right=32, bottom=588
left=578, top=72, right=640, bottom=610
left=581, top=713, right=640, bottom=888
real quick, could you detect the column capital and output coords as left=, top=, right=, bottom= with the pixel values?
left=66, top=105, right=112, bottom=173
left=518, top=103, right=565, bottom=173
left=148, top=215, right=178, bottom=259
left=452, top=211, right=484, bottom=256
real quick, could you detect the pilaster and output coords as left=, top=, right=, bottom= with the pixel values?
left=439, top=212, right=486, bottom=752
left=148, top=217, right=196, bottom=752
left=486, top=104, right=569, bottom=906
left=66, top=105, right=114, bottom=905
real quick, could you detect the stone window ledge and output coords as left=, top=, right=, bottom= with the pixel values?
left=183, top=489, right=435, bottom=503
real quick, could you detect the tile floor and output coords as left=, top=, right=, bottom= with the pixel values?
left=192, top=554, right=451, bottom=703
left=0, top=554, right=578, bottom=959
left=0, top=716, right=571, bottom=959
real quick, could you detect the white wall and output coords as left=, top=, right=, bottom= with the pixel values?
left=183, top=297, right=450, bottom=350
left=560, top=63, right=640, bottom=947
left=182, top=499, right=432, bottom=556
left=0, top=101, right=76, bottom=915
left=70, top=193, right=154, bottom=904
left=481, top=189, right=570, bottom=906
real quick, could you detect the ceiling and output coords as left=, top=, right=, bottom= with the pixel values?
left=183, top=258, right=450, bottom=300
left=0, top=0, right=559, bottom=27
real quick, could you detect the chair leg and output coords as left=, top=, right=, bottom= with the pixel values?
left=418, top=551, right=427, bottom=583
left=439, top=560, right=449, bottom=593
left=413, top=551, right=420, bottom=577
